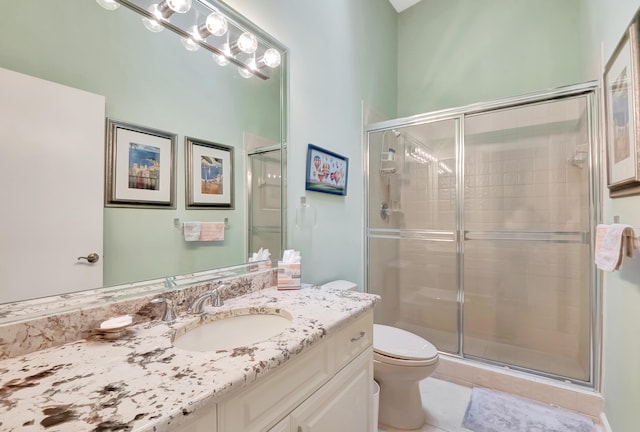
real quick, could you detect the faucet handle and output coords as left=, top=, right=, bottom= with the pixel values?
left=151, top=297, right=176, bottom=323
left=213, top=283, right=229, bottom=307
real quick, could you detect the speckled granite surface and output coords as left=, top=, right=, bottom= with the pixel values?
left=0, top=287, right=378, bottom=431
left=0, top=269, right=276, bottom=359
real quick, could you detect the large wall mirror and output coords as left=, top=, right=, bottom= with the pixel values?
left=0, top=0, right=287, bottom=307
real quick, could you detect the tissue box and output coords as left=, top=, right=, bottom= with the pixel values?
left=277, top=261, right=301, bottom=289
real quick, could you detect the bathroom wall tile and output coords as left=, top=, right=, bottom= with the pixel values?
left=503, top=159, right=518, bottom=172
left=433, top=357, right=457, bottom=377
left=575, top=392, right=603, bottom=417
left=503, top=172, right=518, bottom=185
left=490, top=370, right=532, bottom=398
left=471, top=366, right=493, bottom=388
left=527, top=380, right=558, bottom=405
left=552, top=386, right=581, bottom=412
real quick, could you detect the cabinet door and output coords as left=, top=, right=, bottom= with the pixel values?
left=291, top=348, right=372, bottom=432
left=173, top=406, right=217, bottom=432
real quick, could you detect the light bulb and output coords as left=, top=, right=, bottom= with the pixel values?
left=262, top=48, right=281, bottom=68
left=142, top=4, right=164, bottom=32
left=245, top=57, right=257, bottom=71
left=181, top=37, right=200, bottom=52
left=206, top=12, right=228, bottom=37
left=96, top=0, right=120, bottom=10
left=213, top=43, right=231, bottom=66
left=238, top=63, right=253, bottom=79
left=165, top=0, right=191, bottom=13
left=213, top=54, right=229, bottom=66
left=238, top=57, right=256, bottom=78
left=237, top=32, right=258, bottom=54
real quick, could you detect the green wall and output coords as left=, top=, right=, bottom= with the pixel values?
left=228, top=0, right=398, bottom=287
left=582, top=1, right=640, bottom=430
left=397, top=0, right=587, bottom=115
left=0, top=0, right=281, bottom=286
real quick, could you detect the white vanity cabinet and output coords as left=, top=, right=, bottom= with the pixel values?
left=288, top=349, right=372, bottom=432
left=173, top=408, right=217, bottom=432
left=218, top=310, right=374, bottom=432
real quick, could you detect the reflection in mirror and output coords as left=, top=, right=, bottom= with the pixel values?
left=0, top=0, right=286, bottom=306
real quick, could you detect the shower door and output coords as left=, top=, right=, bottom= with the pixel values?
left=462, top=96, right=593, bottom=382
left=368, top=119, right=460, bottom=353
left=366, top=83, right=598, bottom=384
left=248, top=148, right=282, bottom=260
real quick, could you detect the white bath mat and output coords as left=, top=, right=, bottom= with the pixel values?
left=462, top=387, right=596, bottom=432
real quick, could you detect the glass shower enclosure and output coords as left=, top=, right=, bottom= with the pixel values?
left=365, top=83, right=599, bottom=385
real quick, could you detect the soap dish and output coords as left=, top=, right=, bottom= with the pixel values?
left=92, top=315, right=134, bottom=340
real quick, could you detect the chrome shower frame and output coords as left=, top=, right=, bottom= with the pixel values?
left=364, top=81, right=602, bottom=389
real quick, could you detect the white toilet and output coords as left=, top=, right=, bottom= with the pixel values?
left=321, top=280, right=440, bottom=431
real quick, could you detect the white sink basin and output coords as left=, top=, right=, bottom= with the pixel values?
left=173, top=310, right=292, bottom=352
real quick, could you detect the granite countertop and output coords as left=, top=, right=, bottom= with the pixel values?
left=0, top=287, right=378, bottom=432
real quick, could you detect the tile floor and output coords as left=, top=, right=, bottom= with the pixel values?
left=377, top=378, right=603, bottom=432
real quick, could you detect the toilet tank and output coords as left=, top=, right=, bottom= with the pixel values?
left=321, top=280, right=358, bottom=291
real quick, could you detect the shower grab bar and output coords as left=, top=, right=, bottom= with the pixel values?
left=465, top=230, right=589, bottom=244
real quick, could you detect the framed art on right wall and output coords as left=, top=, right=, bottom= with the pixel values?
left=604, top=20, right=640, bottom=197
left=305, top=144, right=349, bottom=196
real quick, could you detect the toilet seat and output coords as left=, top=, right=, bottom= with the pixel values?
left=374, top=350, right=439, bottom=367
left=373, top=324, right=439, bottom=366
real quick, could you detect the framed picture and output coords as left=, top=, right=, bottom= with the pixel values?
left=185, top=137, right=234, bottom=209
left=305, top=144, right=349, bottom=196
left=105, top=119, right=176, bottom=208
left=604, top=21, right=640, bottom=197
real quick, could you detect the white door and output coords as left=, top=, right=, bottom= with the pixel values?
left=0, top=67, right=105, bottom=303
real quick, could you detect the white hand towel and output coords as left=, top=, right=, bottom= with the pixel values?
left=595, top=224, right=635, bottom=271
left=183, top=222, right=201, bottom=241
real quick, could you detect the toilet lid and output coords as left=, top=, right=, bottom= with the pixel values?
left=373, top=324, right=438, bottom=361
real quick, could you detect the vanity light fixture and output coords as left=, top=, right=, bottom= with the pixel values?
left=261, top=48, right=282, bottom=68
left=96, top=0, right=121, bottom=10
left=142, top=4, right=166, bottom=32
left=99, top=0, right=283, bottom=80
left=237, top=32, right=258, bottom=54
left=182, top=12, right=227, bottom=53
left=200, top=12, right=228, bottom=38
left=238, top=57, right=257, bottom=79
left=181, top=26, right=202, bottom=51
left=213, top=43, right=232, bottom=66
left=142, top=0, right=192, bottom=32
left=155, top=0, right=192, bottom=19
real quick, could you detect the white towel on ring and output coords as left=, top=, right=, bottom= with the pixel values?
left=595, top=224, right=636, bottom=271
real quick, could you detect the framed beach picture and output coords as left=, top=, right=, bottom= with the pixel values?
left=604, top=21, right=640, bottom=197
left=185, top=137, right=234, bottom=209
left=305, top=144, right=349, bottom=196
left=105, top=119, right=177, bottom=208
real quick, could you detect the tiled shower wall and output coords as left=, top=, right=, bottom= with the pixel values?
left=369, top=95, right=593, bottom=382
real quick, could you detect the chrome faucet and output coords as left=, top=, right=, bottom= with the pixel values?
left=151, top=297, right=176, bottom=323
left=188, top=283, right=228, bottom=314
left=213, top=283, right=228, bottom=307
